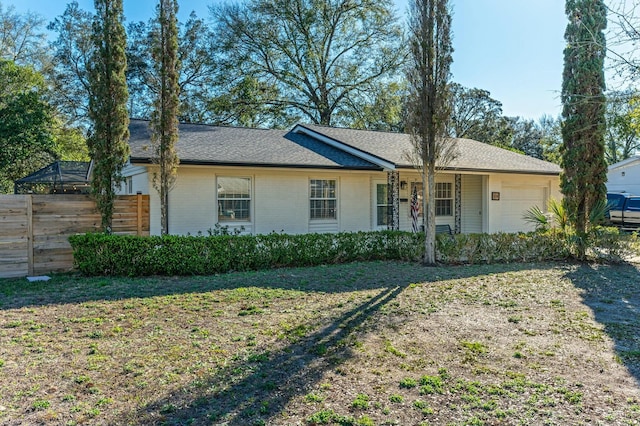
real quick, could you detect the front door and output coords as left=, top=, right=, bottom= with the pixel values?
left=374, top=181, right=390, bottom=230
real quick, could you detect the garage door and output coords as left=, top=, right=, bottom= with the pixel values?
left=502, top=186, right=545, bottom=233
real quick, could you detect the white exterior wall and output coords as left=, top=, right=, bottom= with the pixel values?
left=485, top=173, right=561, bottom=233
left=341, top=174, right=373, bottom=232
left=117, top=163, right=149, bottom=195
left=607, top=159, right=640, bottom=194
left=254, top=171, right=308, bottom=234
left=126, top=164, right=560, bottom=236
left=167, top=167, right=218, bottom=235
left=153, top=167, right=384, bottom=236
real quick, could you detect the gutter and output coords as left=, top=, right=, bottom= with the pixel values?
left=129, top=157, right=383, bottom=172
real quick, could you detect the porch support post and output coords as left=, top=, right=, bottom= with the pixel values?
left=455, top=174, right=462, bottom=234
left=387, top=171, right=400, bottom=231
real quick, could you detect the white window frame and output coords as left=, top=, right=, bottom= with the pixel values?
left=309, top=179, right=337, bottom=220
left=217, top=176, right=252, bottom=222
left=374, top=181, right=390, bottom=229
left=435, top=182, right=453, bottom=216
left=410, top=181, right=452, bottom=217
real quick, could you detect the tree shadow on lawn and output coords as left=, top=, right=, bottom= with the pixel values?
left=1, top=260, right=538, bottom=311
left=130, top=282, right=406, bottom=425
left=99, top=261, right=552, bottom=425
left=564, top=262, right=640, bottom=385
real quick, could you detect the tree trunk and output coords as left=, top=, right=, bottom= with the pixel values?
left=423, top=161, right=436, bottom=266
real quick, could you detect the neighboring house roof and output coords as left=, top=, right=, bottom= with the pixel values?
left=128, top=119, right=561, bottom=175
left=608, top=156, right=640, bottom=171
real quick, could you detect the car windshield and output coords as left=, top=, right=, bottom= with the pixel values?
left=607, top=194, right=626, bottom=209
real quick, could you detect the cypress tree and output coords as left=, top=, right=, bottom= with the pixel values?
left=406, top=0, right=455, bottom=265
left=560, top=0, right=607, bottom=250
left=150, top=0, right=180, bottom=235
left=87, top=0, right=129, bottom=232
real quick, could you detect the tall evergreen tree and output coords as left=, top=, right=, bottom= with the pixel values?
left=87, top=0, right=129, bottom=231
left=560, top=0, right=607, bottom=250
left=150, top=0, right=180, bottom=235
left=406, top=0, right=455, bottom=266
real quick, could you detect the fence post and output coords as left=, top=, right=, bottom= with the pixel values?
left=27, top=194, right=34, bottom=276
left=136, top=191, right=142, bottom=236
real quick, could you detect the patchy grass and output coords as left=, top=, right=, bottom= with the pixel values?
left=0, top=261, right=639, bottom=425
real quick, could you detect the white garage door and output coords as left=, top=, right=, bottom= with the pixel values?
left=502, top=186, right=545, bottom=233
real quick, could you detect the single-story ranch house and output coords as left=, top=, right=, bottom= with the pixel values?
left=120, top=119, right=561, bottom=236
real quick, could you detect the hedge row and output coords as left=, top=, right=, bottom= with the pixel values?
left=69, top=231, right=424, bottom=276
left=69, top=228, right=632, bottom=276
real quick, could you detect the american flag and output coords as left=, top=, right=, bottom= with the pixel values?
left=411, top=185, right=419, bottom=233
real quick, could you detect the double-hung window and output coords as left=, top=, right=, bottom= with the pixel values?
left=310, top=179, right=337, bottom=220
left=435, top=182, right=453, bottom=216
left=410, top=181, right=452, bottom=217
left=217, top=177, right=251, bottom=221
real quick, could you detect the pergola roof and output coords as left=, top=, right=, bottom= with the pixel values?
left=14, top=161, right=91, bottom=194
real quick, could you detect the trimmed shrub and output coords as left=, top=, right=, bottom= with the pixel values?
left=69, top=228, right=628, bottom=277
left=69, top=231, right=424, bottom=276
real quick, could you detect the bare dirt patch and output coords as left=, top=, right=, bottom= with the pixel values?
left=0, top=261, right=638, bottom=425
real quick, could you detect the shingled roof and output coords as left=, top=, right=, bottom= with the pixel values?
left=295, top=124, right=561, bottom=175
left=128, top=119, right=561, bottom=175
left=128, top=119, right=379, bottom=170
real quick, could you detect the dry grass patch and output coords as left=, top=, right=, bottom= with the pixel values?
left=0, top=261, right=639, bottom=425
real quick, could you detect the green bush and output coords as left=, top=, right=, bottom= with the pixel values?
left=69, top=227, right=629, bottom=277
left=436, top=231, right=571, bottom=264
left=69, top=231, right=424, bottom=276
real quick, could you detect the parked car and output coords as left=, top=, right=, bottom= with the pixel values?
left=607, top=192, right=640, bottom=229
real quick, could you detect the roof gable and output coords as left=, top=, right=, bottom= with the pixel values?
left=298, top=124, right=561, bottom=175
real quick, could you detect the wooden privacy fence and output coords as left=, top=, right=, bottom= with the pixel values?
left=0, top=194, right=150, bottom=278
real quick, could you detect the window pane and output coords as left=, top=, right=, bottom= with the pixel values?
left=310, top=179, right=337, bottom=220
left=377, top=205, right=390, bottom=226
left=217, top=177, right=251, bottom=221
left=218, top=200, right=250, bottom=221
left=376, top=184, right=388, bottom=204
left=218, top=177, right=250, bottom=199
left=310, top=199, right=336, bottom=219
left=436, top=182, right=452, bottom=198
left=435, top=199, right=452, bottom=216
left=629, top=199, right=640, bottom=209
left=310, top=179, right=336, bottom=199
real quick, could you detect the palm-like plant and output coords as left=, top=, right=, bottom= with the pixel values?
left=523, top=199, right=569, bottom=233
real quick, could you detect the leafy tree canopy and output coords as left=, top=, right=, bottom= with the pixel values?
left=0, top=59, right=55, bottom=193
left=0, top=1, right=49, bottom=69
left=447, top=83, right=511, bottom=146
left=212, top=0, right=405, bottom=126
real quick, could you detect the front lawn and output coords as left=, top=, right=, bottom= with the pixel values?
left=0, top=261, right=639, bottom=425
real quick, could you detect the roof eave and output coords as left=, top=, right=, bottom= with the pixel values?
left=129, top=157, right=383, bottom=171
left=396, top=164, right=561, bottom=176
